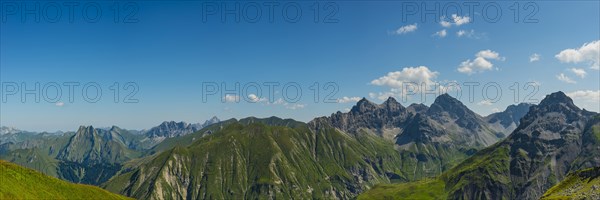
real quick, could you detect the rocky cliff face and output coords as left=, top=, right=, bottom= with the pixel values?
left=425, top=93, right=501, bottom=147
left=443, top=91, right=599, bottom=200
left=145, top=121, right=199, bottom=138
left=316, top=94, right=504, bottom=180
left=324, top=95, right=501, bottom=146
left=360, top=92, right=600, bottom=200
left=325, top=97, right=409, bottom=138
left=485, top=103, right=533, bottom=136
left=56, top=126, right=141, bottom=184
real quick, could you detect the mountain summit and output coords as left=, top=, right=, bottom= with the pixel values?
left=319, top=95, right=502, bottom=179
left=360, top=91, right=600, bottom=200
left=443, top=91, right=598, bottom=199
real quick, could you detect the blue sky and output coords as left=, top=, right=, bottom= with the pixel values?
left=1, top=1, right=599, bottom=132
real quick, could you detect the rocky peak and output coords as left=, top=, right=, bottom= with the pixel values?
left=350, top=97, right=377, bottom=113
left=0, top=127, right=21, bottom=135
left=160, top=121, right=188, bottom=129
left=202, top=116, right=221, bottom=127
left=430, top=93, right=464, bottom=110
left=381, top=97, right=406, bottom=112
left=518, top=91, right=590, bottom=127
left=428, top=93, right=477, bottom=120
left=145, top=121, right=197, bottom=138
left=538, top=91, right=578, bottom=110
left=486, top=103, right=533, bottom=128
left=407, top=103, right=429, bottom=114
left=76, top=126, right=96, bottom=136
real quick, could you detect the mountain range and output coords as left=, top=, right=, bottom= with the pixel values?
left=2, top=92, right=599, bottom=199
left=359, top=91, right=600, bottom=200
left=0, top=117, right=221, bottom=185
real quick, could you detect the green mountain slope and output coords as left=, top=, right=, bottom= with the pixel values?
left=104, top=118, right=408, bottom=199
left=0, top=126, right=146, bottom=185
left=357, top=178, right=447, bottom=200
left=359, top=92, right=600, bottom=200
left=541, top=166, right=600, bottom=200
left=0, top=160, right=131, bottom=200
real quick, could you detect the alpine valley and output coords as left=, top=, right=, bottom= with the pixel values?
left=1, top=91, right=599, bottom=200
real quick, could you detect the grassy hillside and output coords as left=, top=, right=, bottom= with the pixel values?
left=357, top=143, right=510, bottom=200
left=104, top=119, right=409, bottom=199
left=0, top=160, right=131, bottom=200
left=541, top=167, right=600, bottom=200
left=357, top=178, right=447, bottom=200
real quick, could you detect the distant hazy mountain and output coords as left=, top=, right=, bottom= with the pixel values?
left=360, top=91, right=600, bottom=200
left=201, top=116, right=221, bottom=128
left=144, top=121, right=198, bottom=138
left=485, top=102, right=534, bottom=136
left=0, top=127, right=66, bottom=146
left=145, top=116, right=221, bottom=139
left=0, top=126, right=21, bottom=135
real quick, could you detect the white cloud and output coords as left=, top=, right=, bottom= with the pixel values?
left=371, top=66, right=439, bottom=89
left=285, top=104, right=305, bottom=110
left=440, top=21, right=452, bottom=28
left=491, top=108, right=501, bottom=112
left=266, top=98, right=305, bottom=110
left=570, top=68, right=587, bottom=78
left=433, top=29, right=447, bottom=38
left=370, top=91, right=398, bottom=101
left=566, top=90, right=600, bottom=111
left=337, top=96, right=361, bottom=103
left=370, top=66, right=451, bottom=101
left=556, top=73, right=576, bottom=84
left=555, top=40, right=600, bottom=70
left=223, top=94, right=240, bottom=102
left=458, top=50, right=504, bottom=75
left=272, top=98, right=285, bottom=105
left=455, top=29, right=485, bottom=39
left=529, top=53, right=540, bottom=62
left=457, top=30, right=468, bottom=37
left=343, top=108, right=351, bottom=112
left=566, top=90, right=600, bottom=103
left=247, top=94, right=267, bottom=103
left=477, top=100, right=493, bottom=106
left=476, top=50, right=504, bottom=60
left=395, top=23, right=417, bottom=34
left=440, top=14, right=470, bottom=27
left=55, top=102, right=65, bottom=107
